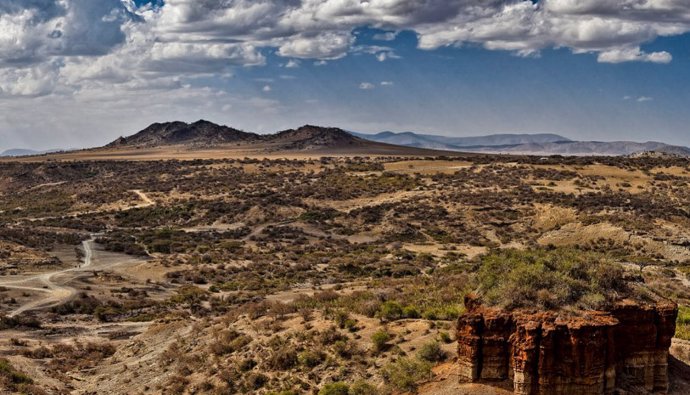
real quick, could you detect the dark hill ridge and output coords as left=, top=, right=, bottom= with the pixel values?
left=107, top=120, right=259, bottom=147
left=270, top=125, right=368, bottom=150
left=107, top=121, right=367, bottom=150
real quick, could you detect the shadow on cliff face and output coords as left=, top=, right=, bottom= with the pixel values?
left=669, top=355, right=690, bottom=394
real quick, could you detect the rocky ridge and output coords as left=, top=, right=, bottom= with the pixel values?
left=457, top=294, right=678, bottom=394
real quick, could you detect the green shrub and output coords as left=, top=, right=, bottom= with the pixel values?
left=476, top=248, right=629, bottom=310
left=439, top=331, right=452, bottom=344
left=0, top=358, right=33, bottom=385
left=332, top=310, right=358, bottom=331
left=371, top=329, right=391, bottom=354
left=319, top=382, right=350, bottom=395
left=298, top=350, right=324, bottom=368
left=381, top=357, right=432, bottom=391
left=377, top=301, right=403, bottom=321
left=348, top=381, right=378, bottom=395
left=402, top=305, right=420, bottom=319
left=417, top=341, right=445, bottom=362
left=333, top=339, right=359, bottom=359
left=676, top=305, right=690, bottom=340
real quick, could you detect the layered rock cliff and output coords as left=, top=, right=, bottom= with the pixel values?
left=457, top=295, right=678, bottom=394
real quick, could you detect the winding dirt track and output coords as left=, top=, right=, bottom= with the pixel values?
left=0, top=237, right=97, bottom=317
left=1, top=190, right=155, bottom=317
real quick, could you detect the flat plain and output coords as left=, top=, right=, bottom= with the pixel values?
left=1, top=151, right=690, bottom=394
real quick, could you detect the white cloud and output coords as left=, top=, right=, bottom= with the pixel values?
left=597, top=47, right=671, bottom=64
left=277, top=32, right=354, bottom=60
left=284, top=59, right=301, bottom=68
left=380, top=81, right=394, bottom=86
left=2, top=0, right=689, bottom=100
left=623, top=95, right=654, bottom=102
left=373, top=32, right=398, bottom=41
left=262, top=84, right=272, bottom=92
left=359, top=82, right=375, bottom=90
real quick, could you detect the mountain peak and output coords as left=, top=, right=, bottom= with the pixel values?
left=271, top=125, right=364, bottom=149
left=107, top=120, right=258, bottom=148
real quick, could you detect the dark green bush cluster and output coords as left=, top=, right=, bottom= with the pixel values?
left=319, top=381, right=377, bottom=395
left=477, top=247, right=629, bottom=310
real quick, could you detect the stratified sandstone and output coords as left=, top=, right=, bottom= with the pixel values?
left=457, top=296, right=678, bottom=394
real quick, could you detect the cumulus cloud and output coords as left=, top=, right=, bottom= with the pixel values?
left=359, top=82, right=375, bottom=90
left=277, top=32, right=354, bottom=59
left=1, top=0, right=689, bottom=99
left=597, top=47, right=671, bottom=63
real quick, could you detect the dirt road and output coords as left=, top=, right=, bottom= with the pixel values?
left=0, top=237, right=143, bottom=317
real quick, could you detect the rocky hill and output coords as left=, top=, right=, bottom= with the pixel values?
left=102, top=121, right=442, bottom=155
left=107, top=120, right=259, bottom=148
left=269, top=125, right=368, bottom=150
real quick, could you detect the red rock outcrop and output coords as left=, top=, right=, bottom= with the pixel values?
left=457, top=296, right=678, bottom=394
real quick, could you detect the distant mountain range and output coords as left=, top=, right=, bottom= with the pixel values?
left=352, top=131, right=690, bottom=157
left=4, top=122, right=689, bottom=158
left=0, top=148, right=64, bottom=157
left=349, top=131, right=571, bottom=150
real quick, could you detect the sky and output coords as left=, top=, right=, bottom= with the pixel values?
left=1, top=0, right=690, bottom=151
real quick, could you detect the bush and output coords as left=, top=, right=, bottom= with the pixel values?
left=381, top=357, right=432, bottom=391
left=319, top=382, right=350, bottom=395
left=298, top=350, right=324, bottom=368
left=439, top=331, right=452, bottom=344
left=371, top=329, right=391, bottom=354
left=348, top=381, right=378, bottom=395
left=476, top=248, right=629, bottom=310
left=402, top=305, right=420, bottom=319
left=267, top=347, right=298, bottom=370
left=333, top=339, right=359, bottom=359
left=0, top=358, right=33, bottom=385
left=0, top=358, right=45, bottom=394
left=417, top=341, right=445, bottom=362
left=676, top=305, right=690, bottom=340
left=377, top=301, right=403, bottom=321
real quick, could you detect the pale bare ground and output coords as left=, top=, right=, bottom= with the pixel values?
left=531, top=203, right=578, bottom=232
left=304, top=189, right=431, bottom=212
left=532, top=163, right=652, bottom=194
left=403, top=243, right=487, bottom=259
left=264, top=282, right=369, bottom=304
left=419, top=363, right=513, bottom=395
left=75, top=320, right=195, bottom=395
left=538, top=222, right=690, bottom=262
left=384, top=160, right=473, bottom=174
left=0, top=238, right=149, bottom=317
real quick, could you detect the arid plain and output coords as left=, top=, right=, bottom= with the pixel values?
left=1, top=126, right=690, bottom=394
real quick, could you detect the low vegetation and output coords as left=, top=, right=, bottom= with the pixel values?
left=1, top=155, right=689, bottom=393
left=476, top=248, right=631, bottom=310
